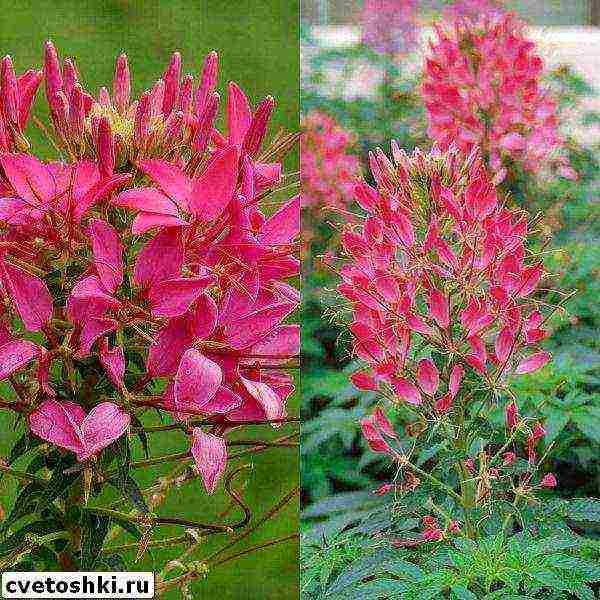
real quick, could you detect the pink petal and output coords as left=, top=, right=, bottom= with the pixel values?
left=392, top=378, right=422, bottom=405
left=77, top=317, right=118, bottom=357
left=240, top=377, right=286, bottom=422
left=373, top=407, right=396, bottom=438
left=226, top=82, right=252, bottom=146
left=133, top=226, right=184, bottom=289
left=222, top=302, right=296, bottom=350
left=174, top=349, right=222, bottom=410
left=1, top=261, right=53, bottom=331
left=138, top=159, right=190, bottom=209
left=89, top=219, right=123, bottom=293
left=248, top=324, right=299, bottom=363
left=29, top=399, right=86, bottom=456
left=449, top=364, right=464, bottom=399
left=258, top=195, right=300, bottom=245
left=495, top=326, right=515, bottom=363
left=79, top=402, right=130, bottom=461
left=515, top=351, right=551, bottom=375
left=0, top=340, right=41, bottom=380
left=67, top=275, right=120, bottom=323
left=0, top=153, right=55, bottom=205
left=187, top=294, right=218, bottom=340
left=99, top=339, right=125, bottom=390
left=146, top=314, right=195, bottom=377
left=191, top=428, right=227, bottom=495
left=360, top=417, right=391, bottom=453
left=417, top=359, right=439, bottom=396
left=131, top=212, right=189, bottom=235
left=189, top=146, right=239, bottom=222
left=203, top=387, right=243, bottom=414
left=112, top=187, right=179, bottom=215
left=428, top=288, right=449, bottom=329
left=149, top=276, right=215, bottom=318
left=76, top=173, right=133, bottom=222
left=351, top=371, right=379, bottom=391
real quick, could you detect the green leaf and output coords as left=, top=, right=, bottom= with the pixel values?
left=8, top=432, right=43, bottom=465
left=130, top=414, right=150, bottom=459
left=0, top=519, right=64, bottom=557
left=566, top=498, right=600, bottom=523
left=1, top=482, right=46, bottom=529
left=39, top=454, right=80, bottom=507
left=81, top=512, right=111, bottom=569
left=110, top=476, right=148, bottom=513
left=451, top=587, right=478, bottom=600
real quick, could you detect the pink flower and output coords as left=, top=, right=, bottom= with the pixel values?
left=360, top=0, right=420, bottom=56
left=0, top=42, right=299, bottom=497
left=336, top=144, right=553, bottom=423
left=191, top=428, right=227, bottom=495
left=301, top=112, right=360, bottom=244
left=29, top=400, right=130, bottom=462
left=540, top=473, right=557, bottom=488
left=422, top=14, right=575, bottom=178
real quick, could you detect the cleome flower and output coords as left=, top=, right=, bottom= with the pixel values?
left=340, top=143, right=552, bottom=413
left=422, top=13, right=576, bottom=179
left=0, top=42, right=299, bottom=497
left=359, top=0, right=420, bottom=57
left=44, top=41, right=224, bottom=165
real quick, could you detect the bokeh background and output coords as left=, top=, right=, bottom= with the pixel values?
left=0, top=1, right=299, bottom=598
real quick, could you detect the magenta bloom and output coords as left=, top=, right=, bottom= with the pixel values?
left=29, top=400, right=130, bottom=462
left=0, top=43, right=299, bottom=498
left=338, top=144, right=552, bottom=410
left=423, top=13, right=575, bottom=179
left=301, top=111, right=360, bottom=212
left=360, top=0, right=420, bottom=56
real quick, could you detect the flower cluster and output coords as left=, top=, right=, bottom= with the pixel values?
left=422, top=13, right=576, bottom=179
left=301, top=111, right=360, bottom=212
left=443, top=0, right=506, bottom=20
left=0, top=43, right=299, bottom=496
left=334, top=143, right=558, bottom=524
left=43, top=41, right=239, bottom=166
left=360, top=0, right=420, bottom=56
left=340, top=143, right=551, bottom=402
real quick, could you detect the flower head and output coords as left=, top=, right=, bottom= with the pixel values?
left=422, top=13, right=574, bottom=178
left=360, top=0, right=420, bottom=56
left=340, top=143, right=552, bottom=410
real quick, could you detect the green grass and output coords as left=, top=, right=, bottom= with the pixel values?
left=0, top=1, right=299, bottom=597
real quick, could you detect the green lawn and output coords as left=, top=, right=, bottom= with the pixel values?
left=0, top=1, right=299, bottom=598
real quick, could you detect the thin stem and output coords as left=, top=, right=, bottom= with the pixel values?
left=80, top=506, right=235, bottom=533
left=201, top=485, right=299, bottom=564
left=0, top=464, right=47, bottom=484
left=211, top=533, right=298, bottom=568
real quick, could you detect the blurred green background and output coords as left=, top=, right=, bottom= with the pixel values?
left=0, top=1, right=299, bottom=598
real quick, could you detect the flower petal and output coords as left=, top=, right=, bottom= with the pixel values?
left=191, top=427, right=227, bottom=495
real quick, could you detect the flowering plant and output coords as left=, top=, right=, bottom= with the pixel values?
left=333, top=142, right=564, bottom=542
left=0, top=42, right=299, bottom=592
left=423, top=12, right=576, bottom=180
